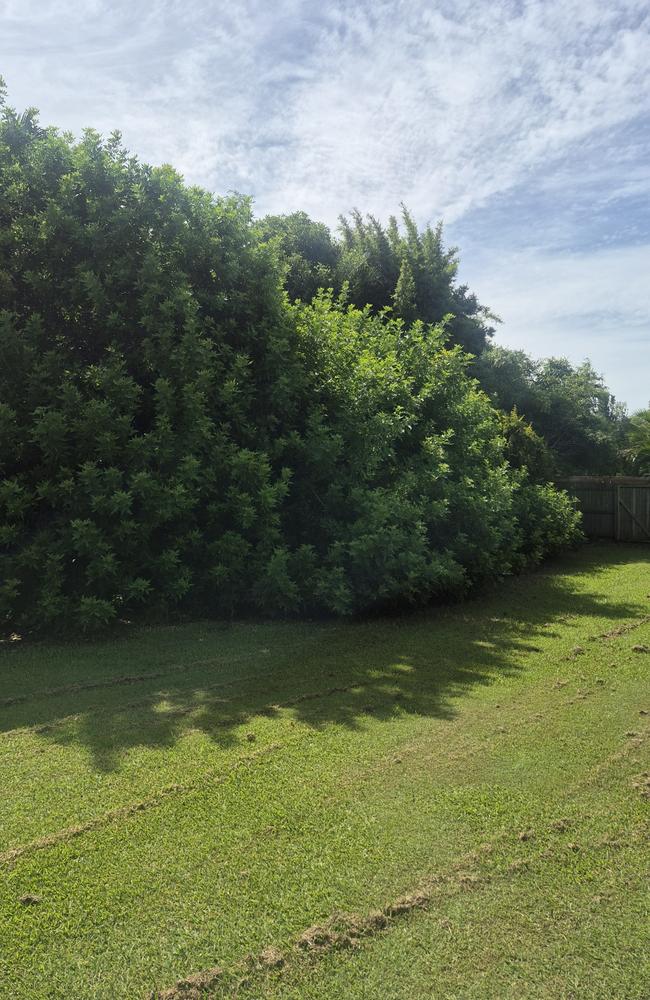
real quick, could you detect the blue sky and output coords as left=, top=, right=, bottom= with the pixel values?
left=2, top=0, right=649, bottom=410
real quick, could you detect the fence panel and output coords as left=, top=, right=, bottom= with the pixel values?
left=617, top=485, right=650, bottom=541
left=556, top=477, right=650, bottom=541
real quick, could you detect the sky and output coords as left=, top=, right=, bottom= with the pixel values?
left=2, top=0, right=649, bottom=410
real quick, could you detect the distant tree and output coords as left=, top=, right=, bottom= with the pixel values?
left=475, top=347, right=626, bottom=475
left=624, top=409, right=650, bottom=475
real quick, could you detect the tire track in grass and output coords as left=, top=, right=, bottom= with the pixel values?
left=4, top=691, right=647, bottom=995
left=4, top=676, right=645, bottom=863
left=0, top=679, right=376, bottom=867
left=150, top=815, right=650, bottom=1000
left=150, top=838, right=501, bottom=999
left=0, top=663, right=263, bottom=737
left=0, top=742, right=282, bottom=868
left=2, top=599, right=587, bottom=714
left=0, top=668, right=372, bottom=740
left=0, top=655, right=252, bottom=708
left=5, top=609, right=646, bottom=711
left=149, top=724, right=650, bottom=1000
left=0, top=634, right=328, bottom=709
left=596, top=615, right=650, bottom=640
left=3, top=671, right=646, bottom=869
left=9, top=599, right=631, bottom=724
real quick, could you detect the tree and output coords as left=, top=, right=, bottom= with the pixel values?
left=624, top=409, right=650, bottom=475
left=0, top=90, right=583, bottom=633
left=392, top=258, right=417, bottom=326
left=257, top=211, right=337, bottom=302
left=260, top=205, right=496, bottom=353
left=475, top=347, right=626, bottom=475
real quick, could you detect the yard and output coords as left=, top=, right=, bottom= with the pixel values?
left=1, top=542, right=648, bottom=999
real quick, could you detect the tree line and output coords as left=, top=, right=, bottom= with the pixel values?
left=1, top=85, right=642, bottom=634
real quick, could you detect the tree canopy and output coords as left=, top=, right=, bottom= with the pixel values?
left=262, top=211, right=629, bottom=479
left=0, top=91, right=584, bottom=632
left=623, top=409, right=650, bottom=475
left=474, top=348, right=627, bottom=476
left=260, top=206, right=497, bottom=355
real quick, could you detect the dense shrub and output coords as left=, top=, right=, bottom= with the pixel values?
left=0, top=94, right=582, bottom=633
left=509, top=481, right=583, bottom=568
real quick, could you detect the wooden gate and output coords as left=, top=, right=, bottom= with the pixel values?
left=556, top=477, right=650, bottom=541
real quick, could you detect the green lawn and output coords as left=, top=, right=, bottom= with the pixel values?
left=1, top=542, right=648, bottom=1000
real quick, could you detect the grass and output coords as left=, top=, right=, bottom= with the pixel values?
left=0, top=541, right=648, bottom=999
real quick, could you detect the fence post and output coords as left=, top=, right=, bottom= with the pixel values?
left=615, top=484, right=621, bottom=541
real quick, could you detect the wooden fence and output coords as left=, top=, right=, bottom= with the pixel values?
left=556, top=477, right=650, bottom=541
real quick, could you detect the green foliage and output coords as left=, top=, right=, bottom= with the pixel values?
left=392, top=258, right=418, bottom=326
left=260, top=214, right=627, bottom=476
left=499, top=407, right=554, bottom=483
left=0, top=98, right=582, bottom=632
left=510, top=481, right=583, bottom=567
left=258, top=211, right=338, bottom=303
left=261, top=206, right=496, bottom=354
left=623, top=409, right=650, bottom=475
left=476, top=347, right=627, bottom=475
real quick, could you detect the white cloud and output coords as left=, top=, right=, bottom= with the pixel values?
left=461, top=242, right=650, bottom=411
left=255, top=0, right=650, bottom=223
left=1, top=0, right=648, bottom=407
left=2, top=0, right=649, bottom=221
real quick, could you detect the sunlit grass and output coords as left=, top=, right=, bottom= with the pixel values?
left=1, top=543, right=648, bottom=998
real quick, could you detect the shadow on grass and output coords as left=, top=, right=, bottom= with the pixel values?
left=1, top=543, right=648, bottom=771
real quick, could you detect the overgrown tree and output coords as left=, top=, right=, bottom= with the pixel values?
left=260, top=205, right=496, bottom=354
left=0, top=87, right=582, bottom=633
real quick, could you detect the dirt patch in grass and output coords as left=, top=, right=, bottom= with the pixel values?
left=151, top=811, right=650, bottom=1000
left=156, top=966, right=224, bottom=999
left=151, top=855, right=496, bottom=998
left=631, top=772, right=650, bottom=799
left=257, top=946, right=285, bottom=969
left=597, top=616, right=650, bottom=640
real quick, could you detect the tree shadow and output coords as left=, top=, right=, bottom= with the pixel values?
left=1, top=543, right=648, bottom=772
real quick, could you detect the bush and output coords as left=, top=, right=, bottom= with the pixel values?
left=0, top=95, right=583, bottom=633
left=510, top=481, right=584, bottom=569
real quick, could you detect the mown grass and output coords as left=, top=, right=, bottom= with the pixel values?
left=0, top=542, right=648, bottom=999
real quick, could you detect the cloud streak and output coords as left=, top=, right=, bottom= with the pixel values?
left=1, top=0, right=649, bottom=407
left=4, top=0, right=649, bottom=219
